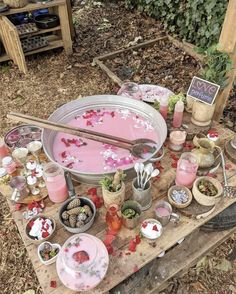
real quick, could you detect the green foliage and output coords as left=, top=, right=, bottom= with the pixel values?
left=198, top=44, right=232, bottom=88
left=153, top=92, right=186, bottom=113
left=125, top=0, right=228, bottom=49
left=99, top=176, right=115, bottom=192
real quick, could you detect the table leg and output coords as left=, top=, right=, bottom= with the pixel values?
left=58, top=3, right=73, bottom=55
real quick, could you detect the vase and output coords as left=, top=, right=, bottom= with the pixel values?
left=102, top=182, right=125, bottom=209
left=191, top=100, right=215, bottom=126
left=191, top=138, right=215, bottom=168
left=121, top=200, right=142, bottom=229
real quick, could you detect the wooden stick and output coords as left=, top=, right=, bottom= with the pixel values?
left=96, top=35, right=167, bottom=61
left=7, top=112, right=133, bottom=150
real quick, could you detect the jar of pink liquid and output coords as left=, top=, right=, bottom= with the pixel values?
left=175, top=152, right=198, bottom=188
left=0, top=139, right=9, bottom=163
left=43, top=162, right=68, bottom=203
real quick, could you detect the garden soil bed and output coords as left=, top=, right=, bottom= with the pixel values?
left=0, top=1, right=235, bottom=294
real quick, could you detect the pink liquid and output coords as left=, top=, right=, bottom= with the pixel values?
left=173, top=111, right=183, bottom=128
left=45, top=174, right=68, bottom=203
left=175, top=159, right=198, bottom=188
left=160, top=105, right=168, bottom=120
left=156, top=207, right=170, bottom=217
left=0, top=141, right=9, bottom=162
left=52, top=108, right=158, bottom=173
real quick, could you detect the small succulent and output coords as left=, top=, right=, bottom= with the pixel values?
left=100, top=169, right=126, bottom=192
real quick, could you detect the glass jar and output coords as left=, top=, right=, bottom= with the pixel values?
left=43, top=162, right=68, bottom=203
left=175, top=152, right=198, bottom=188
left=0, top=167, right=10, bottom=184
left=2, top=156, right=17, bottom=174
left=9, top=176, right=30, bottom=198
left=169, top=131, right=186, bottom=152
left=0, top=139, right=9, bottom=162
left=117, top=82, right=142, bottom=100
left=106, top=204, right=122, bottom=233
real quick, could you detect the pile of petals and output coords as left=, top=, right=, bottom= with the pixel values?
left=87, top=188, right=103, bottom=209
left=129, top=235, right=141, bottom=252
left=28, top=217, right=53, bottom=240
left=23, top=201, right=44, bottom=220
left=103, top=230, right=117, bottom=255
left=170, top=153, right=179, bottom=169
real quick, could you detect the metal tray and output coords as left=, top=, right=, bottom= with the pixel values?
left=42, top=95, right=167, bottom=184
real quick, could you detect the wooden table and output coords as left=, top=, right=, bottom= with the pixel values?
left=1, top=123, right=236, bottom=294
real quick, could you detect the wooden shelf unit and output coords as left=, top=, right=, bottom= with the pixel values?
left=0, top=0, right=73, bottom=73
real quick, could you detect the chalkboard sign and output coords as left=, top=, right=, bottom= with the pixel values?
left=187, top=76, right=220, bottom=105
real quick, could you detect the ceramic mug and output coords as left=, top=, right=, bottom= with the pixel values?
left=154, top=200, right=180, bottom=226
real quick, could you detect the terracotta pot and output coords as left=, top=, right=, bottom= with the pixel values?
left=191, top=101, right=215, bottom=126
left=102, top=182, right=125, bottom=209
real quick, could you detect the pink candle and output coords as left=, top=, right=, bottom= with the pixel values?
left=0, top=139, right=9, bottom=162
left=175, top=153, right=198, bottom=188
left=43, top=163, right=68, bottom=203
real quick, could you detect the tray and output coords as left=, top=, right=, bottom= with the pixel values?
left=140, top=84, right=174, bottom=103
left=16, top=23, right=38, bottom=37
left=21, top=36, right=48, bottom=53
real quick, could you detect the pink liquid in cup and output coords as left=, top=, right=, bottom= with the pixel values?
left=175, top=157, right=198, bottom=188
left=0, top=140, right=9, bottom=162
left=45, top=174, right=68, bottom=203
left=156, top=207, right=170, bottom=217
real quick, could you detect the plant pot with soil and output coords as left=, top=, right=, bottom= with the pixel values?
left=100, top=169, right=126, bottom=209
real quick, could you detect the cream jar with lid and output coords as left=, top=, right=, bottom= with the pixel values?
left=2, top=156, right=17, bottom=174
left=169, top=131, right=187, bottom=151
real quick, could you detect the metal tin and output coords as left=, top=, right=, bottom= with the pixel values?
left=42, top=95, right=167, bottom=184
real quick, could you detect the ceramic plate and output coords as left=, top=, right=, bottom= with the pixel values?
left=56, top=233, right=109, bottom=292
left=140, top=84, right=174, bottom=103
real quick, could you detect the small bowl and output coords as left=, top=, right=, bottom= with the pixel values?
left=59, top=196, right=96, bottom=233
left=168, top=185, right=192, bottom=208
left=121, top=200, right=142, bottom=229
left=192, top=176, right=223, bottom=206
left=38, top=241, right=61, bottom=265
left=140, top=218, right=163, bottom=245
left=25, top=214, right=56, bottom=245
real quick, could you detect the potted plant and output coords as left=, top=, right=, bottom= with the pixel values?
left=191, top=45, right=232, bottom=125
left=100, top=169, right=126, bottom=209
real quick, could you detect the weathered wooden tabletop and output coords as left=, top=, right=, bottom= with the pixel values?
left=1, top=124, right=236, bottom=294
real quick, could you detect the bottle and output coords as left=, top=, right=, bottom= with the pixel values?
left=159, top=97, right=168, bottom=120
left=173, top=100, right=184, bottom=128
left=106, top=204, right=122, bottom=233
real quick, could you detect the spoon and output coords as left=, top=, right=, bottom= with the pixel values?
left=134, top=163, right=141, bottom=186
left=142, top=169, right=160, bottom=189
left=139, top=162, right=145, bottom=188
left=8, top=112, right=159, bottom=159
left=141, top=163, right=154, bottom=189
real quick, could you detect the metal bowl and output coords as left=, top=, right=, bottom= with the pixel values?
left=59, top=197, right=96, bottom=234
left=42, top=95, right=167, bottom=184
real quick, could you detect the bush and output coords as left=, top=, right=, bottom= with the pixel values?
left=125, top=0, right=228, bottom=49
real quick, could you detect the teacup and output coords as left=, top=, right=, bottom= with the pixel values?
left=154, top=201, right=180, bottom=226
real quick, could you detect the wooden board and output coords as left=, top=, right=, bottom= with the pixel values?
left=110, top=227, right=236, bottom=294
left=2, top=123, right=236, bottom=294
left=225, top=139, right=236, bottom=164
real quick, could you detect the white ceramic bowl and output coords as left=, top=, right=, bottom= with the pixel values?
left=38, top=241, right=61, bottom=265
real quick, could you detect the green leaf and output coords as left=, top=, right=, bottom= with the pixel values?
left=215, top=259, right=232, bottom=272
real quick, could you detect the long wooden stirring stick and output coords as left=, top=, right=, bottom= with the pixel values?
left=7, top=112, right=133, bottom=151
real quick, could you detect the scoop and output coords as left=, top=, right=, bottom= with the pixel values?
left=7, top=112, right=159, bottom=159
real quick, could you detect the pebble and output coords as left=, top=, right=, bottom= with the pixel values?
left=171, top=189, right=188, bottom=204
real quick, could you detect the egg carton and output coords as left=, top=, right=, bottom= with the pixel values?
left=17, top=23, right=39, bottom=36
left=21, top=35, right=48, bottom=52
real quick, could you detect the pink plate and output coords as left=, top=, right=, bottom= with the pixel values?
left=56, top=233, right=109, bottom=292
left=140, top=84, right=174, bottom=103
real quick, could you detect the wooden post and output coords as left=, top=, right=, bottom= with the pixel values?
left=58, top=3, right=73, bottom=55
left=213, top=0, right=236, bottom=121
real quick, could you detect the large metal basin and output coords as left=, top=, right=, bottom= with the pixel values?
left=42, top=95, right=167, bottom=184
